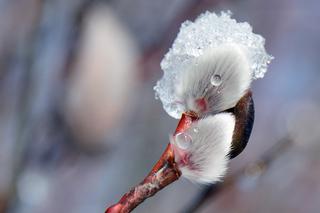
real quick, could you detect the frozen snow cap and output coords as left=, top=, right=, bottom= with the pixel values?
left=154, top=11, right=273, bottom=119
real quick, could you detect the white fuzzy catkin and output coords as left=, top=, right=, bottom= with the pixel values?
left=154, top=11, right=273, bottom=119
left=171, top=113, right=235, bottom=184
left=176, top=44, right=252, bottom=115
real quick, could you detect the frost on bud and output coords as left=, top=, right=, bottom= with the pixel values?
left=171, top=113, right=235, bottom=184
left=154, top=11, right=273, bottom=119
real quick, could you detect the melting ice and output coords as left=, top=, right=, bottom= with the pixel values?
left=154, top=11, right=273, bottom=119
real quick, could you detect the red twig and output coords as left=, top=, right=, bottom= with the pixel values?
left=105, top=112, right=198, bottom=213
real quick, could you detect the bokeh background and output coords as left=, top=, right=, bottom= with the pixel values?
left=0, top=0, right=320, bottom=213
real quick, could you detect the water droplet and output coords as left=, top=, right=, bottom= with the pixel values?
left=193, top=127, right=199, bottom=133
left=175, top=132, right=192, bottom=149
left=210, top=74, right=222, bottom=86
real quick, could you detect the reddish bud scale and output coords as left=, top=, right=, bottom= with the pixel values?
left=105, top=112, right=198, bottom=213
left=195, top=98, right=208, bottom=112
left=175, top=112, right=199, bottom=134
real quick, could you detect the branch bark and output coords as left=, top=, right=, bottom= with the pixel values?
left=105, top=112, right=198, bottom=213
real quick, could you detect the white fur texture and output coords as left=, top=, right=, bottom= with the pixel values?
left=176, top=44, right=252, bottom=115
left=173, top=113, right=235, bottom=184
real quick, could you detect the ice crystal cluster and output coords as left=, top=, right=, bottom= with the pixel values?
left=154, top=11, right=273, bottom=119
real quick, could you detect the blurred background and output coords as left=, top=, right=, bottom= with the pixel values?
left=0, top=0, right=319, bottom=212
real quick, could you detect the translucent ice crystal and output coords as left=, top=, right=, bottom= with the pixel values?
left=154, top=11, right=273, bottom=119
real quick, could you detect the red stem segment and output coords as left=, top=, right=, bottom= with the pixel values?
left=105, top=112, right=198, bottom=213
